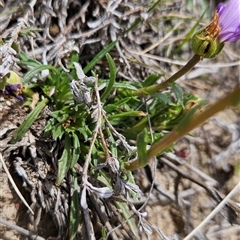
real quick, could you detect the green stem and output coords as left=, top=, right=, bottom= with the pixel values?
left=22, top=86, right=35, bottom=97
left=132, top=54, right=201, bottom=96
left=125, top=85, right=240, bottom=170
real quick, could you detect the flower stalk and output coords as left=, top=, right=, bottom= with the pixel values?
left=132, top=54, right=201, bottom=97
left=125, top=84, right=240, bottom=170
left=132, top=0, right=240, bottom=97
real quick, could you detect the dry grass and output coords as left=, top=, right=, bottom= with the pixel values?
left=0, top=0, right=239, bottom=239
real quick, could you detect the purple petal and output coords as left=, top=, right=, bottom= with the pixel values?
left=1, top=90, right=10, bottom=95
left=15, top=94, right=24, bottom=100
left=5, top=83, right=22, bottom=91
left=216, top=3, right=226, bottom=15
left=2, top=83, right=24, bottom=100
left=216, top=0, right=240, bottom=42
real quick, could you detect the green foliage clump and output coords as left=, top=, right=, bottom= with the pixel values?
left=9, top=41, right=218, bottom=239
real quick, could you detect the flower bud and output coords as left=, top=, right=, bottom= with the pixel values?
left=192, top=29, right=224, bottom=58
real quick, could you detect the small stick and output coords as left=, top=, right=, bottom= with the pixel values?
left=183, top=182, right=240, bottom=240
left=0, top=152, right=34, bottom=215
left=0, top=217, right=45, bottom=240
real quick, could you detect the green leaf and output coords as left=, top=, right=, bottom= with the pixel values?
left=153, top=93, right=172, bottom=105
left=23, top=65, right=59, bottom=84
left=124, top=18, right=142, bottom=34
left=52, top=124, right=65, bottom=140
left=69, top=169, right=79, bottom=240
left=83, top=40, right=117, bottom=74
left=100, top=227, right=107, bottom=239
left=97, top=172, right=112, bottom=188
left=108, top=111, right=146, bottom=120
left=101, top=53, right=116, bottom=102
left=50, top=110, right=69, bottom=123
left=10, top=98, right=49, bottom=144
left=70, top=133, right=81, bottom=168
left=104, top=97, right=132, bottom=113
left=175, top=100, right=207, bottom=131
left=147, top=0, right=163, bottom=12
left=142, top=74, right=162, bottom=87
left=137, top=129, right=149, bottom=167
left=19, top=51, right=42, bottom=68
left=170, top=83, right=184, bottom=106
left=76, top=128, right=90, bottom=141
left=113, top=82, right=138, bottom=91
left=44, top=118, right=55, bottom=135
left=115, top=201, right=139, bottom=237
left=69, top=51, right=79, bottom=66
left=56, top=134, right=72, bottom=186
left=20, top=28, right=43, bottom=36
left=105, top=128, right=118, bottom=158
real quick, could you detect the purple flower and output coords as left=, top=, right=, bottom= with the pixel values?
left=0, top=83, right=24, bottom=100
left=216, top=0, right=240, bottom=42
